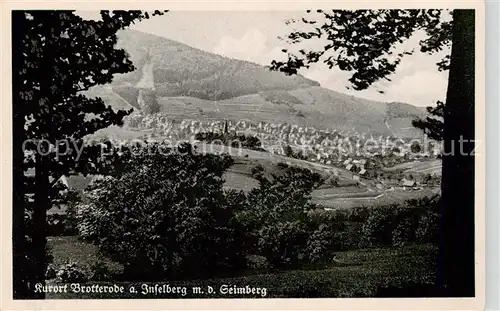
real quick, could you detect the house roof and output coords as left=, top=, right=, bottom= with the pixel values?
left=402, top=180, right=416, bottom=186
left=25, top=169, right=96, bottom=191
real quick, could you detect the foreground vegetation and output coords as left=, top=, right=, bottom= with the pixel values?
left=46, top=236, right=437, bottom=298
left=41, top=142, right=442, bottom=298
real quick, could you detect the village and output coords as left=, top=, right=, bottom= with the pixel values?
left=125, top=112, right=442, bottom=190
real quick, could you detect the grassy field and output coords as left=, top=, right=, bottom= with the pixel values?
left=48, top=236, right=123, bottom=274
left=312, top=186, right=368, bottom=196
left=221, top=156, right=375, bottom=202
left=84, top=86, right=135, bottom=111
left=313, top=188, right=439, bottom=209
left=383, top=160, right=442, bottom=175
left=219, top=156, right=439, bottom=209
left=223, top=171, right=259, bottom=193
left=46, top=236, right=438, bottom=298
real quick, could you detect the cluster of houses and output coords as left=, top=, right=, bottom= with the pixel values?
left=124, top=113, right=440, bottom=188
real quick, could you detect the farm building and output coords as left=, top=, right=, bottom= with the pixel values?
left=24, top=170, right=97, bottom=215
left=402, top=179, right=416, bottom=187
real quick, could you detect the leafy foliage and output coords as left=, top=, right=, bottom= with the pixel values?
left=45, top=264, right=57, bottom=279
left=271, top=9, right=451, bottom=90
left=270, top=9, right=452, bottom=140
left=12, top=10, right=166, bottom=297
left=88, top=261, right=113, bottom=281
left=77, top=155, right=338, bottom=274
left=358, top=196, right=441, bottom=248
left=234, top=163, right=326, bottom=268
left=305, top=223, right=338, bottom=263
left=306, top=195, right=441, bottom=251
left=77, top=143, right=246, bottom=280
left=412, top=100, right=444, bottom=141
left=19, top=10, right=166, bottom=180
left=55, top=261, right=88, bottom=283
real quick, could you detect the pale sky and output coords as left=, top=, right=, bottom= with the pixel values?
left=78, top=11, right=450, bottom=107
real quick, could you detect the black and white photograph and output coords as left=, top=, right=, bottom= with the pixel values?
left=2, top=2, right=485, bottom=309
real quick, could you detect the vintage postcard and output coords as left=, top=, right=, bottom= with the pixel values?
left=0, top=1, right=485, bottom=310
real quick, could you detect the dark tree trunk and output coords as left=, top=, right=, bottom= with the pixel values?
left=440, top=9, right=476, bottom=296
left=12, top=10, right=30, bottom=299
left=32, top=153, right=49, bottom=299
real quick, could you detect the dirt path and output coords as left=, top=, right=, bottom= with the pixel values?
left=136, top=48, right=155, bottom=90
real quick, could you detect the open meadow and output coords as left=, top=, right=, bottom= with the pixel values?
left=46, top=236, right=438, bottom=298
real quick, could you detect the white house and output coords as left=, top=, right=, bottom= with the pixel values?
left=402, top=179, right=416, bottom=187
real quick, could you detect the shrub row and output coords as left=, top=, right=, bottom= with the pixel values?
left=308, top=196, right=440, bottom=250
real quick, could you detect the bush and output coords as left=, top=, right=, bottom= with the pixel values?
left=45, top=264, right=57, bottom=279
left=359, top=206, right=397, bottom=248
left=246, top=255, right=271, bottom=272
left=306, top=223, right=336, bottom=263
left=304, top=196, right=441, bottom=251
left=257, top=221, right=308, bottom=269
left=75, top=201, right=112, bottom=242
left=55, top=262, right=88, bottom=283
left=46, top=214, right=79, bottom=236
left=237, top=163, right=325, bottom=268
left=392, top=217, right=417, bottom=247
left=415, top=209, right=440, bottom=244
left=89, top=261, right=112, bottom=281
left=357, top=196, right=441, bottom=248
left=77, top=143, right=246, bottom=281
left=334, top=222, right=364, bottom=251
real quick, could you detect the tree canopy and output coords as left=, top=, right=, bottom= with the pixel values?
left=12, top=10, right=166, bottom=298
left=271, top=9, right=452, bottom=90
left=270, top=9, right=453, bottom=140
left=18, top=10, right=166, bottom=179
left=270, top=8, right=476, bottom=296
